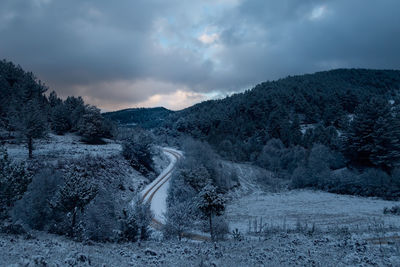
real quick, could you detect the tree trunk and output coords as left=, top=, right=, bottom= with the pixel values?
left=71, top=207, right=77, bottom=237
left=209, top=214, right=213, bottom=241
left=27, top=136, right=33, bottom=159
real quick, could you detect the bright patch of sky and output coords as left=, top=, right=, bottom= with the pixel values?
left=309, top=5, right=327, bottom=20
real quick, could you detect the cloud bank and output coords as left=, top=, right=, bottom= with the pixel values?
left=1, top=0, right=399, bottom=110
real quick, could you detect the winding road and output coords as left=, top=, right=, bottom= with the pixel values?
left=141, top=147, right=182, bottom=228
left=140, top=147, right=209, bottom=241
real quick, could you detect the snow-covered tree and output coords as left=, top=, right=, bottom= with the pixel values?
left=51, top=104, right=70, bottom=135
left=197, top=184, right=225, bottom=241
left=78, top=106, right=104, bottom=144
left=51, top=168, right=98, bottom=236
left=14, top=99, right=47, bottom=158
left=122, top=132, right=154, bottom=174
left=12, top=168, right=62, bottom=230
left=0, top=146, right=32, bottom=218
left=345, top=98, right=400, bottom=171
left=119, top=198, right=153, bottom=242
left=163, top=201, right=194, bottom=241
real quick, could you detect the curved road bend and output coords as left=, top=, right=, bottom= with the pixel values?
left=140, top=148, right=209, bottom=241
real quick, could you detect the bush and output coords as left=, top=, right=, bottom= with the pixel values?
left=0, top=147, right=32, bottom=219
left=213, top=216, right=230, bottom=241
left=83, top=188, right=119, bottom=242
left=384, top=205, right=400, bottom=215
left=163, top=201, right=195, bottom=241
left=119, top=198, right=153, bottom=242
left=11, top=168, right=63, bottom=230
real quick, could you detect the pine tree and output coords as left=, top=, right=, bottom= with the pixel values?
left=197, top=184, right=225, bottom=241
left=345, top=97, right=400, bottom=170
left=78, top=106, right=104, bottom=144
left=14, top=99, right=47, bottom=158
left=52, top=168, right=98, bottom=236
left=51, top=104, right=70, bottom=135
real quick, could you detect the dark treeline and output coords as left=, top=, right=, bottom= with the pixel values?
left=104, top=107, right=173, bottom=129
left=158, top=69, right=400, bottom=199
left=0, top=59, right=115, bottom=157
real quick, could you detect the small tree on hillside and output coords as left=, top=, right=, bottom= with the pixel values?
left=119, top=198, right=153, bottom=242
left=51, top=104, right=70, bottom=135
left=163, top=201, right=194, bottom=241
left=78, top=106, right=105, bottom=144
left=0, top=146, right=32, bottom=218
left=14, top=99, right=47, bottom=158
left=51, top=168, right=98, bottom=237
left=197, top=184, right=225, bottom=241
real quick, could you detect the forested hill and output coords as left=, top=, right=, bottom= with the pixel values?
left=103, top=107, right=173, bottom=128
left=162, top=69, right=400, bottom=162
left=0, top=59, right=115, bottom=155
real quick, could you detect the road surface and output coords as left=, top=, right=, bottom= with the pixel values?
left=140, top=147, right=209, bottom=241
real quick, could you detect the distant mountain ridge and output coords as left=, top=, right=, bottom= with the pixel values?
left=103, top=107, right=173, bottom=128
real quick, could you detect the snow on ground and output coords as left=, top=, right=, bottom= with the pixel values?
left=226, top=189, right=400, bottom=236
left=1, top=230, right=400, bottom=266
left=5, top=133, right=121, bottom=161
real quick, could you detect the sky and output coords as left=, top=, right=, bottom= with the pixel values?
left=1, top=0, right=399, bottom=111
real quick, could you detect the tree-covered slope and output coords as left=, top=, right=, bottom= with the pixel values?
left=104, top=107, right=174, bottom=129
left=163, top=69, right=400, bottom=161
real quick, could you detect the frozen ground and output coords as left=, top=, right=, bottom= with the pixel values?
left=226, top=189, right=400, bottom=234
left=1, top=229, right=400, bottom=266
left=5, top=133, right=121, bottom=162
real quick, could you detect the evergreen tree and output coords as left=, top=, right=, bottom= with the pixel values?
left=52, top=168, right=98, bottom=236
left=345, top=97, right=400, bottom=170
left=122, top=132, right=154, bottom=174
left=197, top=184, right=225, bottom=241
left=14, top=99, right=47, bottom=158
left=51, top=104, right=70, bottom=135
left=78, top=106, right=104, bottom=144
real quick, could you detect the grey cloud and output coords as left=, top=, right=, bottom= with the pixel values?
left=0, top=0, right=399, bottom=110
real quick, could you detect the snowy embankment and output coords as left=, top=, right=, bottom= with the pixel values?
left=140, top=148, right=183, bottom=223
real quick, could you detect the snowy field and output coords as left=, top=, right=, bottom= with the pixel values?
left=5, top=133, right=122, bottom=161
left=226, top=189, right=400, bottom=234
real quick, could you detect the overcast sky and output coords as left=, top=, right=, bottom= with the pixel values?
left=1, top=0, right=399, bottom=111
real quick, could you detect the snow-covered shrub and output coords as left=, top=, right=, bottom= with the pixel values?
left=83, top=188, right=120, bottom=242
left=383, top=205, right=400, bottom=215
left=212, top=216, right=229, bottom=241
left=231, top=228, right=243, bottom=241
left=0, top=146, right=32, bottom=219
left=11, top=168, right=63, bottom=230
left=119, top=198, right=153, bottom=242
left=119, top=208, right=139, bottom=242
left=51, top=167, right=98, bottom=237
left=163, top=201, right=195, bottom=241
